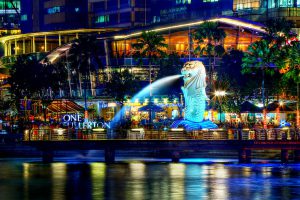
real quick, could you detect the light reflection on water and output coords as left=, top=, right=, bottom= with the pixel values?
left=0, top=159, right=300, bottom=199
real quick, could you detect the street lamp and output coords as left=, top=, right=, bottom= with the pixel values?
left=215, top=90, right=226, bottom=123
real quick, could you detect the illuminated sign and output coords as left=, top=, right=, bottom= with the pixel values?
left=62, top=113, right=110, bottom=129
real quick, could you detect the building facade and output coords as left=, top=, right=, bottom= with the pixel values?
left=89, top=0, right=149, bottom=28
left=0, top=0, right=20, bottom=29
left=21, top=0, right=88, bottom=33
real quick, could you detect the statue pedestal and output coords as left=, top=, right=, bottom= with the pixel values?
left=171, top=120, right=217, bottom=131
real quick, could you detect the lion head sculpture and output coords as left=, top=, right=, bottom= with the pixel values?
left=181, top=61, right=207, bottom=123
left=181, top=61, right=206, bottom=89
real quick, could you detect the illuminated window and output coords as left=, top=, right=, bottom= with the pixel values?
left=203, top=0, right=219, bottom=2
left=95, top=15, right=110, bottom=23
left=21, top=14, right=27, bottom=21
left=176, top=0, right=192, bottom=4
left=0, top=1, right=20, bottom=11
left=279, top=0, right=293, bottom=7
left=47, top=6, right=61, bottom=14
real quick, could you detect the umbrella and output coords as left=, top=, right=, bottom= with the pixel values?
left=266, top=101, right=294, bottom=112
left=138, top=102, right=164, bottom=112
left=240, top=101, right=262, bottom=113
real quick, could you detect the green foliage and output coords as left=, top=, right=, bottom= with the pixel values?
left=132, top=31, right=168, bottom=65
left=264, top=18, right=295, bottom=44
left=8, top=55, right=67, bottom=111
left=105, top=69, right=142, bottom=101
left=157, top=52, right=182, bottom=78
left=282, top=41, right=300, bottom=83
left=193, top=21, right=226, bottom=57
left=210, top=74, right=243, bottom=113
left=193, top=21, right=226, bottom=90
left=193, top=21, right=226, bottom=44
left=242, top=17, right=297, bottom=100
left=68, top=34, right=103, bottom=75
left=241, top=40, right=283, bottom=76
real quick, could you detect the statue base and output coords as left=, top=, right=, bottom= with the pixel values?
left=171, top=120, right=218, bottom=131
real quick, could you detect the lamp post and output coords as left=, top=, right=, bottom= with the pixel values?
left=215, top=90, right=226, bottom=123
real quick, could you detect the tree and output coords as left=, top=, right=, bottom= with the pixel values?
left=132, top=31, right=168, bottom=97
left=68, top=34, right=103, bottom=93
left=9, top=55, right=67, bottom=123
left=157, top=52, right=183, bottom=95
left=242, top=18, right=295, bottom=127
left=68, top=34, right=103, bottom=117
left=105, top=69, right=141, bottom=102
left=193, top=21, right=226, bottom=90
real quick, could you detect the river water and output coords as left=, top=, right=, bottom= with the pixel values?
left=1, top=158, right=300, bottom=200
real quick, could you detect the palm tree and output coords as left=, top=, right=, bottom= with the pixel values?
left=68, top=34, right=103, bottom=119
left=9, top=55, right=67, bottom=122
left=106, top=69, right=141, bottom=102
left=193, top=21, right=226, bottom=91
left=280, top=41, right=300, bottom=127
left=242, top=18, right=295, bottom=127
left=132, top=31, right=168, bottom=97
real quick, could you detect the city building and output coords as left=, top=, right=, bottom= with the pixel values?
left=226, top=0, right=300, bottom=34
left=89, top=0, right=149, bottom=28
left=20, top=0, right=89, bottom=33
left=0, top=0, right=20, bottom=29
left=150, top=0, right=233, bottom=24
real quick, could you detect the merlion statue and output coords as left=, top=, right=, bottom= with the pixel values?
left=171, top=61, right=217, bottom=131
left=181, top=61, right=207, bottom=122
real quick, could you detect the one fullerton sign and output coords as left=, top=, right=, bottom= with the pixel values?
left=62, top=113, right=110, bottom=129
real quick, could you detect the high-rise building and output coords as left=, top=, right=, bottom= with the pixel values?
left=21, top=0, right=88, bottom=33
left=89, top=0, right=149, bottom=28
left=0, top=0, right=20, bottom=29
left=229, top=0, right=300, bottom=31
left=150, top=0, right=233, bottom=24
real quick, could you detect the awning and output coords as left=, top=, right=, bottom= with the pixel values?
left=47, top=100, right=84, bottom=113
left=240, top=101, right=262, bottom=113
left=266, top=101, right=294, bottom=112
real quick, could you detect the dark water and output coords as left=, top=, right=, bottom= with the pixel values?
left=1, top=158, right=300, bottom=200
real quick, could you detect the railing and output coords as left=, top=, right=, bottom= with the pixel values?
left=23, top=127, right=298, bottom=141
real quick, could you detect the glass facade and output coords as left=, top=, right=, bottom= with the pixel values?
left=151, top=0, right=232, bottom=25
left=0, top=0, right=20, bottom=29
left=232, top=0, right=300, bottom=24
left=234, top=0, right=261, bottom=10
left=90, top=0, right=148, bottom=28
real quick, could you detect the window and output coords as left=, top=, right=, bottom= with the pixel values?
left=21, top=14, right=27, bottom=21
left=278, top=0, right=293, bottom=7
left=47, top=6, right=61, bottom=14
left=176, top=0, right=192, bottom=4
left=203, top=0, right=218, bottom=2
left=95, top=15, right=110, bottom=23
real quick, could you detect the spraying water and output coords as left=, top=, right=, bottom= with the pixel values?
left=110, top=74, right=182, bottom=128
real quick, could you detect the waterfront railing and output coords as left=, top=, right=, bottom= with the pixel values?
left=23, top=127, right=298, bottom=141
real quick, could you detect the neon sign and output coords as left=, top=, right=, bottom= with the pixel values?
left=62, top=114, right=110, bottom=129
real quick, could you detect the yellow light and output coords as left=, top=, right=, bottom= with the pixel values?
left=163, top=98, right=168, bottom=104
left=279, top=101, right=284, bottom=106
left=171, top=128, right=184, bottom=131
left=92, top=128, right=105, bottom=132
left=215, top=90, right=226, bottom=96
left=154, top=98, right=158, bottom=104
left=114, top=17, right=266, bottom=39
left=131, top=128, right=144, bottom=131
left=108, top=102, right=117, bottom=107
